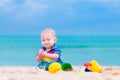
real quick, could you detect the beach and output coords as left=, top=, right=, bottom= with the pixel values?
left=0, top=36, right=120, bottom=80
left=0, top=66, right=120, bottom=80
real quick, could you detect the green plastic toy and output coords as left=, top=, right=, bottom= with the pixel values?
left=62, top=63, right=73, bottom=71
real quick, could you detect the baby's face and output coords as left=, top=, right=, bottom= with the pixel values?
left=41, top=33, right=56, bottom=49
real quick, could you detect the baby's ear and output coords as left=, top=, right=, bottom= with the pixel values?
left=54, top=37, right=57, bottom=42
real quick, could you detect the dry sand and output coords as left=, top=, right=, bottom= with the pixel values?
left=0, top=66, right=120, bottom=80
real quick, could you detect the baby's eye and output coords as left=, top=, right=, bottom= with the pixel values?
left=47, top=39, right=50, bottom=41
left=42, top=40, right=45, bottom=42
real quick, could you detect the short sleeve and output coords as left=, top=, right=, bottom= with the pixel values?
left=54, top=45, right=61, bottom=57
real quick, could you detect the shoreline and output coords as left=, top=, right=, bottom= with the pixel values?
left=0, top=66, right=120, bottom=80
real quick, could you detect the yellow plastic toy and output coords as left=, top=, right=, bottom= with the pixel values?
left=84, top=60, right=102, bottom=73
left=48, top=62, right=62, bottom=73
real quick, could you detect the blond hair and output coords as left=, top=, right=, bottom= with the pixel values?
left=41, top=28, right=57, bottom=41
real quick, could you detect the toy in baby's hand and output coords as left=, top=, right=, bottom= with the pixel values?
left=84, top=60, right=102, bottom=73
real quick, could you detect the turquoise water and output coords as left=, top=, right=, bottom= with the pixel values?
left=0, top=35, right=120, bottom=66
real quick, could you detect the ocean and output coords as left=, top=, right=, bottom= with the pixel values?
left=0, top=35, right=120, bottom=66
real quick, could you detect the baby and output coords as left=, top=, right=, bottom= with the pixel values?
left=36, top=28, right=63, bottom=69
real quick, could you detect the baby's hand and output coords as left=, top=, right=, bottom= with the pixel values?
left=38, top=49, right=47, bottom=57
left=37, top=49, right=44, bottom=58
left=36, top=49, right=45, bottom=62
left=39, top=49, right=44, bottom=54
left=40, top=51, right=47, bottom=57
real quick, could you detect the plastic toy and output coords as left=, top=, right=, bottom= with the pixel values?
left=62, top=63, right=73, bottom=71
left=78, top=72, right=84, bottom=76
left=84, top=60, right=102, bottom=73
left=48, top=62, right=62, bottom=73
left=44, top=62, right=73, bottom=73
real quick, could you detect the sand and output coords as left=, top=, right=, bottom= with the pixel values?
left=0, top=66, right=120, bottom=80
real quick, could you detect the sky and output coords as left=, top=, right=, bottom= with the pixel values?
left=0, top=0, right=120, bottom=36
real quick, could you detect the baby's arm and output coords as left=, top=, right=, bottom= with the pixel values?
left=44, top=46, right=61, bottom=60
left=44, top=52, right=59, bottom=60
left=36, top=49, right=44, bottom=62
